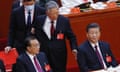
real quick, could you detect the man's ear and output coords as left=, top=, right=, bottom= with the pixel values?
left=27, top=46, right=30, bottom=51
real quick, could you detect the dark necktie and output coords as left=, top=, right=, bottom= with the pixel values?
left=33, top=56, right=43, bottom=72
left=27, top=10, right=31, bottom=36
left=95, top=45, right=104, bottom=69
left=50, top=21, right=55, bottom=37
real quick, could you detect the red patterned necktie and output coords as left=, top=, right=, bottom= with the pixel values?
left=33, top=56, right=43, bottom=72
left=95, top=45, right=104, bottom=69
left=50, top=21, right=54, bottom=37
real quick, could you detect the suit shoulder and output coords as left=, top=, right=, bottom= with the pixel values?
left=78, top=41, right=89, bottom=50
left=12, top=6, right=23, bottom=14
left=99, top=41, right=109, bottom=46
left=17, top=53, right=27, bottom=61
left=38, top=52, right=46, bottom=57
left=59, top=15, right=69, bottom=20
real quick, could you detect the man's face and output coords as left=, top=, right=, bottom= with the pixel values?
left=47, top=8, right=59, bottom=20
left=27, top=39, right=40, bottom=55
left=23, top=0, right=35, bottom=6
left=87, top=27, right=101, bottom=44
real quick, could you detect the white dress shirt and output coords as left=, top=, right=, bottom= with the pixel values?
left=19, top=0, right=23, bottom=6
left=43, top=16, right=57, bottom=39
left=24, top=7, right=34, bottom=25
left=26, top=52, right=42, bottom=72
left=90, top=42, right=107, bottom=69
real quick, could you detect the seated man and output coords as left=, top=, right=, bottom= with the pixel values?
left=0, top=59, right=5, bottom=72
left=77, top=23, right=119, bottom=72
left=15, top=36, right=52, bottom=72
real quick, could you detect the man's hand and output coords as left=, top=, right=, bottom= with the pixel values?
left=4, top=46, right=12, bottom=53
left=31, top=27, right=35, bottom=34
left=72, top=49, right=78, bottom=60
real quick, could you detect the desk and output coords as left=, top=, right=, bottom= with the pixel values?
left=66, top=7, right=120, bottom=67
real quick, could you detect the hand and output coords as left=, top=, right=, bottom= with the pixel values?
left=4, top=46, right=12, bottom=53
left=72, top=49, right=78, bottom=60
left=31, top=27, right=35, bottom=34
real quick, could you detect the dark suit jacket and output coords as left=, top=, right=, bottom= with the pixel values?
left=34, top=15, right=77, bottom=72
left=7, top=5, right=45, bottom=54
left=12, top=1, right=21, bottom=10
left=15, top=52, right=52, bottom=72
left=77, top=40, right=118, bottom=72
left=0, top=59, right=5, bottom=72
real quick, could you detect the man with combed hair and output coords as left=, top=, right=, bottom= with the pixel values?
left=15, top=36, right=52, bottom=72
left=77, top=23, right=119, bottom=72
left=34, top=1, right=78, bottom=72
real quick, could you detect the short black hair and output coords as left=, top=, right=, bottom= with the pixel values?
left=24, top=36, right=37, bottom=50
left=86, top=23, right=101, bottom=32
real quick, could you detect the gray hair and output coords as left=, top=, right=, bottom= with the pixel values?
left=45, top=1, right=59, bottom=11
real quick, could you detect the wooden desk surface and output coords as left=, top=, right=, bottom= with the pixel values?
left=66, top=7, right=120, bottom=66
left=65, top=7, right=120, bottom=18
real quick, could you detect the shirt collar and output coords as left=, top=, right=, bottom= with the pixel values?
left=90, top=41, right=99, bottom=50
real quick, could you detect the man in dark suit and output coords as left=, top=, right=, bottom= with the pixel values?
left=34, top=1, right=78, bottom=72
left=15, top=36, right=52, bottom=72
left=77, top=23, right=118, bottom=72
left=5, top=0, right=45, bottom=54
left=0, top=59, right=6, bottom=72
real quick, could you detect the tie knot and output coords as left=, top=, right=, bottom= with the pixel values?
left=51, top=21, right=54, bottom=24
left=94, top=45, right=97, bottom=49
left=28, top=10, right=31, bottom=14
left=33, top=56, right=37, bottom=60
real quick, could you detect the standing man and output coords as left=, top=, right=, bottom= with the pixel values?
left=15, top=36, right=52, bottom=72
left=77, top=23, right=118, bottom=72
left=34, top=1, right=78, bottom=72
left=5, top=0, right=45, bottom=54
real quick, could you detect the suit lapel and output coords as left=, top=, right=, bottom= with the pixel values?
left=55, top=15, right=61, bottom=32
left=87, top=40, right=102, bottom=61
left=32, top=5, right=37, bottom=24
left=24, top=53, right=36, bottom=72
left=36, top=54, right=46, bottom=72
left=20, top=6, right=26, bottom=27
left=41, top=16, right=52, bottom=40
left=99, top=42, right=107, bottom=63
left=87, top=41, right=97, bottom=56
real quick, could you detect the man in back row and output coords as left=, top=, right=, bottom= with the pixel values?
left=5, top=0, right=45, bottom=54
